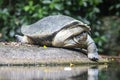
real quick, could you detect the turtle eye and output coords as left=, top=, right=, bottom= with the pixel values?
left=76, top=32, right=87, bottom=41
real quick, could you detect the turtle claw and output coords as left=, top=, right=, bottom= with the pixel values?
left=88, top=53, right=99, bottom=61
left=90, top=57, right=99, bottom=61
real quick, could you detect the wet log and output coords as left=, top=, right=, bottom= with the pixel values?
left=0, top=42, right=109, bottom=65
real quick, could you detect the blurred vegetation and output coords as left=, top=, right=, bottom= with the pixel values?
left=0, top=0, right=120, bottom=55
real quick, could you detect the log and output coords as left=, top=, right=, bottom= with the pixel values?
left=0, top=42, right=109, bottom=65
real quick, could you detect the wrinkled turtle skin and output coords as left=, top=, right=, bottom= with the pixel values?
left=16, top=15, right=99, bottom=61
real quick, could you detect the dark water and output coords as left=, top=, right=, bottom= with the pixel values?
left=0, top=63, right=120, bottom=80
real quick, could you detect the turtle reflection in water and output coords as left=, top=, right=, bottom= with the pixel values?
left=16, top=15, right=99, bottom=61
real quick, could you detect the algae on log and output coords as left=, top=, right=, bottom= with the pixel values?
left=0, top=42, right=108, bottom=65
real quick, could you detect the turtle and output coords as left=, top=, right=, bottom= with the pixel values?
left=15, top=15, right=99, bottom=61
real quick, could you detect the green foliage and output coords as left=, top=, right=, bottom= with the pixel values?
left=0, top=0, right=119, bottom=53
left=109, top=1, right=120, bottom=16
left=0, top=0, right=103, bottom=40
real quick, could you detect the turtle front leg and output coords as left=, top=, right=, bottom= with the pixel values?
left=52, top=29, right=99, bottom=61
left=86, top=34, right=99, bottom=61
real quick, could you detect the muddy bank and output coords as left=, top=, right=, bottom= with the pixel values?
left=0, top=42, right=108, bottom=65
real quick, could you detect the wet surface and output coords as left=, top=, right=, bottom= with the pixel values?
left=0, top=63, right=119, bottom=80
left=0, top=65, right=103, bottom=80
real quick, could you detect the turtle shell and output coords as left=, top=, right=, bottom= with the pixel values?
left=21, top=15, right=90, bottom=37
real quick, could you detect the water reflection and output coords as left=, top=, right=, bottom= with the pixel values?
left=0, top=65, right=106, bottom=80
left=88, top=67, right=98, bottom=80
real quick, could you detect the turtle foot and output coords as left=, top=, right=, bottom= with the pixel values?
left=15, top=35, right=23, bottom=42
left=88, top=53, right=99, bottom=61
left=15, top=35, right=28, bottom=43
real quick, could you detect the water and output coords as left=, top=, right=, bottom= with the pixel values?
left=0, top=63, right=120, bottom=80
